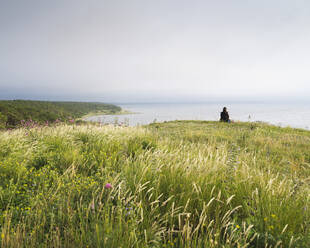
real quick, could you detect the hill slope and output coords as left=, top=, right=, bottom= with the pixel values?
left=0, top=100, right=121, bottom=128
left=0, top=121, right=310, bottom=247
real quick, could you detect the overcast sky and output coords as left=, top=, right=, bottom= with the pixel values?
left=0, top=0, right=310, bottom=102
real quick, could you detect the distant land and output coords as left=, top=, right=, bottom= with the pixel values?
left=0, top=100, right=121, bottom=129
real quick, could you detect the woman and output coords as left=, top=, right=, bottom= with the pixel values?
left=220, top=107, right=230, bottom=122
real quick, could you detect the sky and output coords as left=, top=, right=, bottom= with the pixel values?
left=0, top=0, right=310, bottom=103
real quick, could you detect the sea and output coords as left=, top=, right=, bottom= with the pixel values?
left=85, top=102, right=310, bottom=130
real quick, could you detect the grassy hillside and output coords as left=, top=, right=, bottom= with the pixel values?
left=0, top=100, right=121, bottom=128
left=0, top=121, right=310, bottom=247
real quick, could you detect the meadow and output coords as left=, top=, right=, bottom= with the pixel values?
left=0, top=120, right=310, bottom=247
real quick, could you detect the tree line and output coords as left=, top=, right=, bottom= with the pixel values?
left=0, top=100, right=121, bottom=129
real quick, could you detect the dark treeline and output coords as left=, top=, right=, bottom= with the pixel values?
left=0, top=100, right=121, bottom=129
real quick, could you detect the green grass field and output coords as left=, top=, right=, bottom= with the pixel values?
left=1, top=121, right=310, bottom=247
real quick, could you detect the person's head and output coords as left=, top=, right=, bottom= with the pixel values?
left=223, top=107, right=227, bottom=112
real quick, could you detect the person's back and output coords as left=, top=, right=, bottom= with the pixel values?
left=220, top=107, right=230, bottom=122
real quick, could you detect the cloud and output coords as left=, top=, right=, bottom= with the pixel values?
left=0, top=0, right=309, bottom=102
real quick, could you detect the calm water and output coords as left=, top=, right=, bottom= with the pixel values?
left=85, top=103, right=310, bottom=130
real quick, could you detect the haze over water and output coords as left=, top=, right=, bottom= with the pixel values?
left=86, top=102, right=310, bottom=130
left=1, top=1, right=310, bottom=125
left=1, top=1, right=310, bottom=103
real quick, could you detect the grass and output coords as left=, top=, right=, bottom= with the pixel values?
left=0, top=120, right=310, bottom=247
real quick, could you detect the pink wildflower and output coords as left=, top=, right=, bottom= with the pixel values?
left=105, top=183, right=112, bottom=189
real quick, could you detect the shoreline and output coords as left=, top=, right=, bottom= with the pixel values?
left=81, top=109, right=138, bottom=120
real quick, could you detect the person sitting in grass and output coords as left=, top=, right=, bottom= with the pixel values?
left=220, top=107, right=230, bottom=123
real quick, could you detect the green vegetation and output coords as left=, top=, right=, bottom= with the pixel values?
left=0, top=100, right=121, bottom=128
left=1, top=120, right=310, bottom=247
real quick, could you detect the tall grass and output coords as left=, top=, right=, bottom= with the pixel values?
left=0, top=121, right=310, bottom=247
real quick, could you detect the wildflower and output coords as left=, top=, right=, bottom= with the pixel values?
left=236, top=224, right=240, bottom=229
left=105, top=183, right=112, bottom=189
left=271, top=214, right=276, bottom=219
left=264, top=217, right=268, bottom=222
left=125, top=207, right=132, bottom=216
left=1, top=233, right=4, bottom=239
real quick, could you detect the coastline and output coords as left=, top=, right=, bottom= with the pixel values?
left=81, top=109, right=137, bottom=120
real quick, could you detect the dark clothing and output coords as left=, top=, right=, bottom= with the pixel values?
left=220, top=111, right=229, bottom=122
